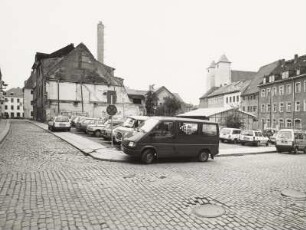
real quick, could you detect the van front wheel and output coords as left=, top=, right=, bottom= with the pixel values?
left=198, top=150, right=209, bottom=162
left=141, top=149, right=155, bottom=164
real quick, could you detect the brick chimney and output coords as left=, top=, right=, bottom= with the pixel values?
left=294, top=54, right=298, bottom=63
left=97, top=21, right=104, bottom=63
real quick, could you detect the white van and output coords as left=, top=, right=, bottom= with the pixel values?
left=275, top=129, right=306, bottom=153
left=219, top=128, right=241, bottom=143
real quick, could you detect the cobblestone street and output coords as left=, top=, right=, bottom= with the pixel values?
left=0, top=120, right=306, bottom=230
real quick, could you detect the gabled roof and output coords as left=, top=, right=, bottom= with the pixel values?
left=199, top=86, right=219, bottom=99
left=178, top=106, right=256, bottom=118
left=5, top=87, right=23, bottom=97
left=241, top=60, right=280, bottom=96
left=206, top=80, right=251, bottom=98
left=231, top=70, right=256, bottom=82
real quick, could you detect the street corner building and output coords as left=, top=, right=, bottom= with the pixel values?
left=24, top=43, right=143, bottom=122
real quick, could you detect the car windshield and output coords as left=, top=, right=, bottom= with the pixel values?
left=123, top=118, right=137, bottom=128
left=241, top=130, right=254, bottom=136
left=278, top=131, right=292, bottom=139
left=138, top=118, right=160, bottom=133
left=220, top=129, right=231, bottom=135
left=55, top=116, right=69, bottom=122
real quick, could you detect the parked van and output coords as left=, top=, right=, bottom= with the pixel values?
left=122, top=117, right=219, bottom=164
left=219, top=128, right=241, bottom=143
left=112, top=116, right=149, bottom=144
left=275, top=129, right=306, bottom=153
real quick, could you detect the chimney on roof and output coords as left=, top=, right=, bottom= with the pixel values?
left=97, top=21, right=104, bottom=63
left=294, top=54, right=298, bottom=63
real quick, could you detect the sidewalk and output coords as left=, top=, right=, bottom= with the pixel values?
left=0, top=119, right=10, bottom=144
left=29, top=120, right=276, bottom=162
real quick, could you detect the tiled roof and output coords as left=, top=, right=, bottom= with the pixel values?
left=199, top=86, right=219, bottom=99
left=206, top=80, right=251, bottom=98
left=231, top=70, right=256, bottom=82
left=241, top=60, right=280, bottom=96
left=208, top=61, right=216, bottom=68
left=5, top=87, right=23, bottom=97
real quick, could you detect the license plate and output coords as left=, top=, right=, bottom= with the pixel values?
left=59, top=124, right=66, bottom=127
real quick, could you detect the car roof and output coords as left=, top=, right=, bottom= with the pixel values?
left=279, top=129, right=304, bottom=133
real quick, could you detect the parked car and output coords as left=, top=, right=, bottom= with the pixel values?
left=101, top=121, right=124, bottom=140
left=275, top=129, right=306, bottom=153
left=112, top=116, right=149, bottom=144
left=239, top=130, right=269, bottom=146
left=269, top=132, right=278, bottom=145
left=76, top=118, right=100, bottom=132
left=86, top=119, right=109, bottom=136
left=263, top=128, right=277, bottom=139
left=122, top=116, right=219, bottom=164
left=72, top=116, right=86, bottom=127
left=219, top=128, right=241, bottom=143
left=48, top=116, right=71, bottom=132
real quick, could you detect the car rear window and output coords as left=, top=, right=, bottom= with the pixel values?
left=55, top=117, right=69, bottom=122
left=278, top=131, right=292, bottom=139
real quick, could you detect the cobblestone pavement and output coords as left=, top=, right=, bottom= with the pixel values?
left=0, top=120, right=305, bottom=230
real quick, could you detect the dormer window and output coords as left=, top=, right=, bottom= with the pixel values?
left=269, top=75, right=275, bottom=82
left=282, top=71, right=289, bottom=79
left=297, top=69, right=300, bottom=75
left=263, top=78, right=266, bottom=84
left=10, top=92, right=14, bottom=96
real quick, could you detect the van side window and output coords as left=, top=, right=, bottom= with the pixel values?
left=202, top=124, right=217, bottom=136
left=178, top=122, right=198, bottom=135
left=232, top=130, right=240, bottom=134
left=153, top=121, right=174, bottom=137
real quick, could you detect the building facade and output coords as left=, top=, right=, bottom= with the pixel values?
left=0, top=87, right=24, bottom=118
left=258, top=55, right=306, bottom=130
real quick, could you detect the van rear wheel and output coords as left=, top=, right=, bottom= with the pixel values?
left=198, top=150, right=209, bottom=162
left=141, top=149, right=155, bottom=164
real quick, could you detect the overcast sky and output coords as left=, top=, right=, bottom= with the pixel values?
left=1, top=0, right=306, bottom=104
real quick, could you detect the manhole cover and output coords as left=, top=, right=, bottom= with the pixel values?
left=192, top=204, right=225, bottom=218
left=281, top=189, right=306, bottom=199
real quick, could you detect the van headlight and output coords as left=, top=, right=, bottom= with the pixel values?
left=128, top=141, right=136, bottom=147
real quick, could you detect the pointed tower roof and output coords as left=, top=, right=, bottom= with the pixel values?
left=217, top=54, right=231, bottom=63
left=208, top=61, right=216, bottom=68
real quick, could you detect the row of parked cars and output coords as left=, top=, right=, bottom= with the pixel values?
left=219, top=127, right=306, bottom=153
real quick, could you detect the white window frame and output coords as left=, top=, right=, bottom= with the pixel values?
left=286, top=102, right=291, bottom=112
left=286, top=84, right=291, bottom=94
left=279, top=102, right=284, bottom=112
left=279, top=85, right=284, bottom=95
left=295, top=82, right=301, bottom=93
left=261, top=89, right=265, bottom=97
left=286, top=119, right=292, bottom=128
left=295, top=101, right=301, bottom=112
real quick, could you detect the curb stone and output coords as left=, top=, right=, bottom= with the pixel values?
left=0, top=119, right=11, bottom=144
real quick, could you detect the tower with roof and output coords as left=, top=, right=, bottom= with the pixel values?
left=214, top=54, right=231, bottom=87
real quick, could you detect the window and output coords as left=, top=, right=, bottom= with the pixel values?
left=286, top=119, right=292, bottom=128
left=132, top=99, right=142, bottom=104
left=11, top=98, right=14, bottom=103
left=295, top=101, right=300, bottom=111
left=253, top=106, right=257, bottom=112
left=295, top=82, right=301, bottom=93
left=261, top=119, right=265, bottom=127
left=272, top=87, right=277, bottom=96
left=261, top=104, right=265, bottom=112
left=17, top=98, right=20, bottom=103
left=5, top=105, right=8, bottom=110
left=269, top=75, right=275, bottom=82
left=282, top=71, right=289, bottom=79
left=279, top=102, right=284, bottom=112
left=266, top=104, right=271, bottom=112
left=11, top=105, right=14, bottom=110
left=17, top=106, right=20, bottom=110
left=286, top=84, right=292, bottom=94
left=236, top=96, right=239, bottom=102
left=153, top=121, right=174, bottom=137
left=266, top=119, right=271, bottom=127
left=263, top=78, right=266, bottom=84
left=107, top=90, right=117, bottom=104
left=233, top=96, right=235, bottom=102
left=202, top=124, right=217, bottom=136
left=272, top=119, right=277, bottom=128
left=266, top=88, right=271, bottom=97
left=286, top=102, right=291, bottom=112
left=31, top=90, right=33, bottom=95
left=178, top=122, right=198, bottom=135
left=31, top=111, right=34, bottom=117
left=273, top=103, right=277, bottom=112
left=242, top=106, right=245, bottom=111
left=279, top=85, right=284, bottom=95
left=294, top=119, right=301, bottom=129
left=5, top=98, right=8, bottom=102
left=226, top=97, right=228, bottom=103
left=261, top=89, right=265, bottom=97
left=230, top=97, right=232, bottom=102
left=279, top=119, right=284, bottom=128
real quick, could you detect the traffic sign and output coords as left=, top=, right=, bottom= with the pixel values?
left=106, top=104, right=117, bottom=116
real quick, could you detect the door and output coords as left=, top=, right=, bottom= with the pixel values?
left=148, top=121, right=175, bottom=157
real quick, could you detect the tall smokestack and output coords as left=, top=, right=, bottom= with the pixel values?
left=97, top=21, right=104, bottom=63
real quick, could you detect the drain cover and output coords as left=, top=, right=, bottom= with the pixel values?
left=192, top=204, right=225, bottom=218
left=281, top=189, right=306, bottom=199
